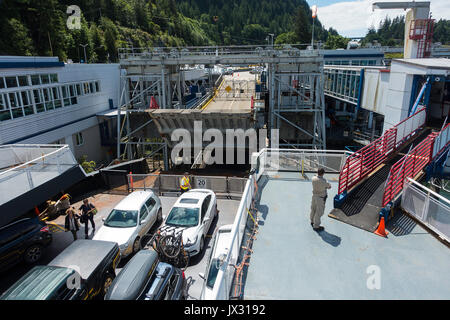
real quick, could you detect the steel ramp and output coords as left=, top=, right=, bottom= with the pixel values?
left=329, top=128, right=431, bottom=232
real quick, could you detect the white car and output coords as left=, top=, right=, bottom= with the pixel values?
left=93, top=191, right=162, bottom=257
left=162, top=189, right=218, bottom=257
left=199, top=224, right=233, bottom=300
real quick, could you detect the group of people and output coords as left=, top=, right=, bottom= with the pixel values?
left=63, top=169, right=330, bottom=241
left=64, top=198, right=97, bottom=240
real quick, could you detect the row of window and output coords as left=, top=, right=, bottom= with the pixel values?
left=0, top=74, right=59, bottom=89
left=0, top=80, right=101, bottom=122
left=325, top=60, right=378, bottom=66
left=324, top=69, right=361, bottom=103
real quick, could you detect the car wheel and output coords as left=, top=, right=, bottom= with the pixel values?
left=103, top=272, right=115, bottom=295
left=157, top=208, right=163, bottom=223
left=24, top=244, right=43, bottom=264
left=133, top=237, right=141, bottom=253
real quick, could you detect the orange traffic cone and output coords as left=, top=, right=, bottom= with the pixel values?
left=374, top=217, right=388, bottom=237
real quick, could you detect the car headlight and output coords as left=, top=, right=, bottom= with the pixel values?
left=185, top=235, right=198, bottom=247
left=119, top=243, right=129, bottom=251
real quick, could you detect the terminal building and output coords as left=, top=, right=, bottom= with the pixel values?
left=0, top=56, right=120, bottom=165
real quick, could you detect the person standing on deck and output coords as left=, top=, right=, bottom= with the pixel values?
left=180, top=172, right=191, bottom=194
left=310, top=168, right=331, bottom=231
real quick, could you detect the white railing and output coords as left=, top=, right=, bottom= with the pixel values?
left=210, top=175, right=256, bottom=299
left=394, top=107, right=427, bottom=146
left=209, top=148, right=349, bottom=299
left=401, top=178, right=450, bottom=243
left=432, top=124, right=450, bottom=159
left=0, top=145, right=79, bottom=206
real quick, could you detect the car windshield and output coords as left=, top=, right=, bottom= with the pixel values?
left=206, top=258, right=220, bottom=289
left=165, top=207, right=199, bottom=227
left=104, top=209, right=138, bottom=228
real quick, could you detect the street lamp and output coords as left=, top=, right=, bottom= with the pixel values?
left=80, top=44, right=88, bottom=63
left=266, top=33, right=274, bottom=48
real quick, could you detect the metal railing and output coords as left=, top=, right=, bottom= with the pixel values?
left=208, top=148, right=348, bottom=299
left=337, top=107, right=426, bottom=195
left=382, top=131, right=437, bottom=207
left=127, top=173, right=247, bottom=197
left=402, top=178, right=450, bottom=242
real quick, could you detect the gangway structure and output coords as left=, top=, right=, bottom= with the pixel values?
left=116, top=45, right=326, bottom=167
left=331, top=106, right=450, bottom=234
left=0, top=144, right=87, bottom=226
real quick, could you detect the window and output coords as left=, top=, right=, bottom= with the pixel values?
left=31, top=74, right=40, bottom=85
left=83, top=82, right=90, bottom=94
left=52, top=87, right=62, bottom=108
left=62, top=85, right=71, bottom=106
left=0, top=94, right=11, bottom=121
left=21, top=91, right=34, bottom=115
left=139, top=205, right=149, bottom=223
left=103, top=209, right=138, bottom=228
left=201, top=195, right=211, bottom=221
left=95, top=81, right=100, bottom=92
left=50, top=74, right=58, bottom=83
left=76, top=84, right=82, bottom=96
left=0, top=77, right=4, bottom=89
left=33, top=89, right=45, bottom=113
left=5, top=76, right=17, bottom=88
left=89, top=82, right=95, bottom=93
left=40, top=74, right=50, bottom=84
left=18, top=76, right=28, bottom=87
left=145, top=198, right=156, bottom=212
left=9, top=92, right=24, bottom=119
left=42, top=88, right=54, bottom=110
left=75, top=132, right=84, bottom=146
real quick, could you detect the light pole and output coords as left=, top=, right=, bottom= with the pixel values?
left=266, top=33, right=274, bottom=48
left=80, top=44, right=88, bottom=63
left=311, top=5, right=318, bottom=48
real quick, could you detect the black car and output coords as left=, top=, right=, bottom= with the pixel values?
left=0, top=217, right=52, bottom=273
left=105, top=249, right=187, bottom=300
left=1, top=240, right=120, bottom=300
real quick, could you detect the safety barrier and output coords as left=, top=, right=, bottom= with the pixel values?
left=337, top=107, right=426, bottom=195
left=432, top=123, right=450, bottom=159
left=402, top=178, right=450, bottom=243
left=127, top=173, right=247, bottom=197
left=210, top=174, right=256, bottom=299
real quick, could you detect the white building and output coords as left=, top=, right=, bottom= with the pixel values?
left=0, top=56, right=120, bottom=164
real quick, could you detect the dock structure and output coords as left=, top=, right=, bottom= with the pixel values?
left=116, top=45, right=327, bottom=167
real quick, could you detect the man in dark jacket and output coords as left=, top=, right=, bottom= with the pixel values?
left=79, top=198, right=96, bottom=239
left=65, top=208, right=80, bottom=241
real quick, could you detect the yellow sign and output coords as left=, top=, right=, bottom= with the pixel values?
left=225, top=86, right=232, bottom=93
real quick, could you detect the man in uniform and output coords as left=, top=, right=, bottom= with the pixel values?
left=310, top=168, right=331, bottom=231
left=180, top=172, right=191, bottom=194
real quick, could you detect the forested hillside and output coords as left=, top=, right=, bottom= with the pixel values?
left=362, top=16, right=450, bottom=47
left=0, top=0, right=332, bottom=63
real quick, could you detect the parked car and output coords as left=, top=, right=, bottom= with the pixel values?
left=199, top=224, right=233, bottom=300
left=93, top=191, right=162, bottom=257
left=0, top=217, right=52, bottom=273
left=161, top=189, right=218, bottom=257
left=0, top=240, right=120, bottom=300
left=105, top=249, right=186, bottom=300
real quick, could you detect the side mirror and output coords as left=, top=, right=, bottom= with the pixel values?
left=140, top=219, right=147, bottom=225
left=198, top=272, right=205, bottom=280
left=102, top=217, right=105, bottom=222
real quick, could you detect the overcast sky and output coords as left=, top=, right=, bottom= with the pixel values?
left=305, top=0, right=449, bottom=37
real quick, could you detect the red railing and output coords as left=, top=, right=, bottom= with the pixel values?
left=382, top=132, right=438, bottom=207
left=337, top=107, right=427, bottom=194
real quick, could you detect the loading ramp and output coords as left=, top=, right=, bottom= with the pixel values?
left=330, top=107, right=443, bottom=232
